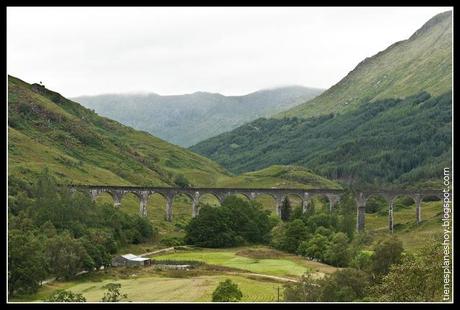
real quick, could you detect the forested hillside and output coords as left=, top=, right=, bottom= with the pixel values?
left=191, top=92, right=452, bottom=188
left=73, top=86, right=322, bottom=147
left=191, top=11, right=452, bottom=188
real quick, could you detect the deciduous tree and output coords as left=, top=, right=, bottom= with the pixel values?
left=212, top=279, right=243, bottom=302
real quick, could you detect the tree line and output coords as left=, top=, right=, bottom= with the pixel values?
left=8, top=169, right=156, bottom=297
left=283, top=237, right=445, bottom=302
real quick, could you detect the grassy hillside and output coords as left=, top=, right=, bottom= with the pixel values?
left=279, top=10, right=452, bottom=119
left=364, top=200, right=443, bottom=253
left=8, top=75, right=340, bottom=191
left=191, top=92, right=451, bottom=187
left=73, top=86, right=323, bottom=147
left=217, top=165, right=342, bottom=189
left=8, top=75, right=232, bottom=187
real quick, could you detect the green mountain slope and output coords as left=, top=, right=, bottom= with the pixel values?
left=7, top=75, right=340, bottom=190
left=279, top=10, right=452, bottom=119
left=8, top=75, right=231, bottom=186
left=190, top=12, right=452, bottom=188
left=72, top=86, right=323, bottom=147
left=190, top=92, right=452, bottom=188
left=216, top=165, right=342, bottom=189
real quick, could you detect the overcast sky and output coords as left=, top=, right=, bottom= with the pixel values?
left=7, top=7, right=451, bottom=97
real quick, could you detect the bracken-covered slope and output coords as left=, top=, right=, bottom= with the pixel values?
left=7, top=75, right=341, bottom=190
left=8, top=75, right=231, bottom=187
left=72, top=86, right=323, bottom=147
left=279, top=10, right=452, bottom=119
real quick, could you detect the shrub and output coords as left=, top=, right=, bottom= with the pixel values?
left=101, top=283, right=127, bottom=302
left=371, top=236, right=404, bottom=277
left=160, top=236, right=185, bottom=247
left=297, top=233, right=329, bottom=261
left=319, top=268, right=370, bottom=301
left=46, top=290, right=87, bottom=302
left=350, top=250, right=374, bottom=271
left=174, top=174, right=190, bottom=188
left=274, top=219, right=308, bottom=253
left=323, top=232, right=351, bottom=267
left=212, top=279, right=243, bottom=302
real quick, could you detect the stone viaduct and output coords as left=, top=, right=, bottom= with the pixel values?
left=355, top=190, right=443, bottom=232
left=69, top=185, right=443, bottom=232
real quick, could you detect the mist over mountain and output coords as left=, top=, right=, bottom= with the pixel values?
left=191, top=11, right=452, bottom=188
left=279, top=10, right=452, bottom=118
left=72, top=86, right=323, bottom=147
left=7, top=75, right=336, bottom=190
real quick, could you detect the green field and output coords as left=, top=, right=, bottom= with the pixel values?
left=12, top=246, right=338, bottom=302
left=152, top=246, right=337, bottom=277
left=15, top=275, right=282, bottom=302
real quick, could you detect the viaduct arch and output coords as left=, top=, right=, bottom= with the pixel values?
left=70, top=185, right=442, bottom=232
left=355, top=190, right=443, bottom=232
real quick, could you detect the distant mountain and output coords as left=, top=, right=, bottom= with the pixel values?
left=7, top=75, right=339, bottom=190
left=7, top=76, right=229, bottom=187
left=72, top=86, right=323, bottom=147
left=279, top=10, right=452, bottom=119
left=191, top=11, right=452, bottom=188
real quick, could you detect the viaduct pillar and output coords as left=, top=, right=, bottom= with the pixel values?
left=388, top=200, right=394, bottom=233
left=275, top=195, right=284, bottom=218
left=113, top=191, right=122, bottom=208
left=414, top=194, right=422, bottom=224
left=90, top=189, right=98, bottom=202
left=139, top=191, right=149, bottom=217
left=356, top=193, right=366, bottom=232
left=327, top=194, right=340, bottom=212
left=165, top=193, right=174, bottom=222
left=302, top=193, right=310, bottom=213
left=192, top=191, right=200, bottom=218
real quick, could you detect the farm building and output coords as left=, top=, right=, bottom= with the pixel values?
left=112, top=254, right=151, bottom=267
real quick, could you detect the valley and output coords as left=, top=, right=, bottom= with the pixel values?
left=9, top=196, right=443, bottom=302
left=7, top=9, right=452, bottom=303
left=73, top=86, right=323, bottom=147
left=11, top=245, right=331, bottom=302
left=191, top=10, right=452, bottom=188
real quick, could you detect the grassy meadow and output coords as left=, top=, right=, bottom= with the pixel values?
left=13, top=274, right=283, bottom=302
left=11, top=245, right=338, bottom=302
left=152, top=246, right=337, bottom=277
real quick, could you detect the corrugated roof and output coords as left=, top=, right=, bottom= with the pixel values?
left=121, top=253, right=150, bottom=261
